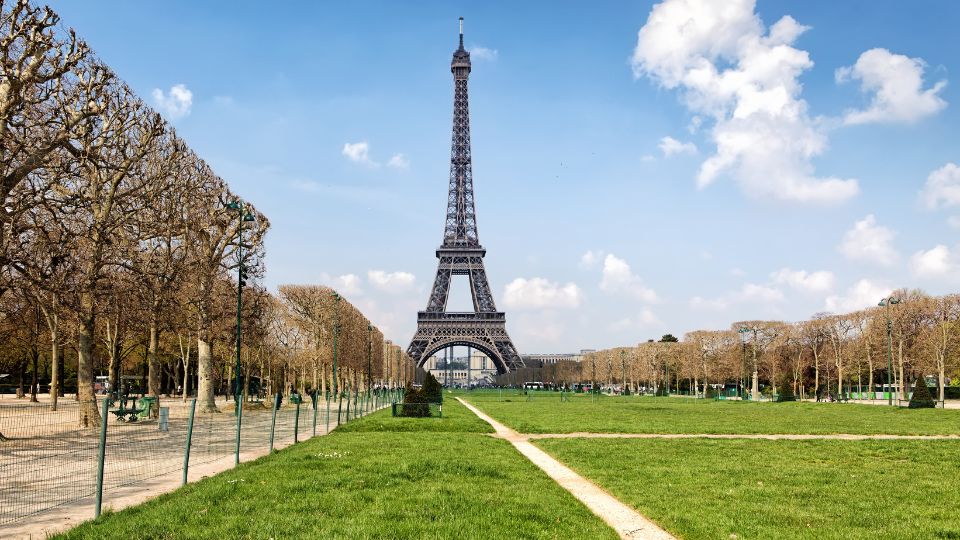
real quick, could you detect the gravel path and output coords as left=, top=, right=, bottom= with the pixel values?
left=527, top=432, right=960, bottom=440
left=457, top=398, right=676, bottom=540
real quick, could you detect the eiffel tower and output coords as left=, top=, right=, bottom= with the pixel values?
left=407, top=18, right=523, bottom=374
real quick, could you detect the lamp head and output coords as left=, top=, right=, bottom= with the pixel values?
left=890, top=298, right=900, bottom=305
left=243, top=213, right=255, bottom=222
left=226, top=201, right=241, bottom=211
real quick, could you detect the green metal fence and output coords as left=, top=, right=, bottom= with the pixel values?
left=0, top=387, right=401, bottom=527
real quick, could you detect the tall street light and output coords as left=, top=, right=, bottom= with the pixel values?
left=878, top=296, right=900, bottom=406
left=226, top=201, right=255, bottom=465
left=737, top=327, right=749, bottom=400
left=367, top=324, right=372, bottom=414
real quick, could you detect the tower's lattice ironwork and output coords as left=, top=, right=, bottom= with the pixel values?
left=407, top=19, right=523, bottom=374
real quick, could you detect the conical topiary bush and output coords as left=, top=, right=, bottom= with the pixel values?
left=422, top=371, right=442, bottom=403
left=908, top=377, right=936, bottom=409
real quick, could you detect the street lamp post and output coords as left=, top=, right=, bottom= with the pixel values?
left=738, top=327, right=749, bottom=400
left=226, top=201, right=255, bottom=466
left=878, top=296, right=900, bottom=406
left=367, top=324, right=372, bottom=414
left=619, top=350, right=625, bottom=395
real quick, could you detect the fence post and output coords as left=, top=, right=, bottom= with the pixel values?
left=269, top=392, right=279, bottom=454
left=95, top=397, right=109, bottom=518
left=312, top=391, right=318, bottom=437
left=337, top=389, right=343, bottom=425
left=325, top=389, right=331, bottom=433
left=234, top=395, right=242, bottom=466
left=182, top=398, right=197, bottom=486
left=294, top=400, right=301, bottom=444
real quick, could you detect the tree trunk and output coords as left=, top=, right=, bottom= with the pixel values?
left=751, top=348, right=759, bottom=401
left=867, top=346, right=874, bottom=400
left=813, top=347, right=820, bottom=397
left=50, top=338, right=60, bottom=411
left=897, top=340, right=905, bottom=400
left=196, top=338, right=217, bottom=412
left=938, top=364, right=945, bottom=402
left=15, top=358, right=25, bottom=398
left=77, top=309, right=101, bottom=428
left=147, top=315, right=161, bottom=410
left=30, top=351, right=39, bottom=403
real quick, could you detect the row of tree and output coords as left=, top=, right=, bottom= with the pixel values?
left=522, top=289, right=959, bottom=400
left=0, top=1, right=418, bottom=429
left=0, top=0, right=273, bottom=426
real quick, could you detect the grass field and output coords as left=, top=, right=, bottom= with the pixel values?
left=535, top=437, right=960, bottom=539
left=459, top=391, right=960, bottom=435
left=56, top=399, right=616, bottom=539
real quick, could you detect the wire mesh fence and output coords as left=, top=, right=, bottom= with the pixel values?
left=0, top=389, right=400, bottom=527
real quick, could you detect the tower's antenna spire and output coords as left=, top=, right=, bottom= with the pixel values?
left=459, top=17, right=464, bottom=48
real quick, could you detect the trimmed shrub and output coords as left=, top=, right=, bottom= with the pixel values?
left=909, top=377, right=936, bottom=409
left=777, top=378, right=796, bottom=402
left=422, top=372, right=442, bottom=403
left=400, top=384, right=430, bottom=417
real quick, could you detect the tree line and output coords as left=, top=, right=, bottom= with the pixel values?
left=555, top=289, right=958, bottom=400
left=0, top=1, right=417, bottom=429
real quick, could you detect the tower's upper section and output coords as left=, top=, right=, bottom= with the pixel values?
left=442, top=17, right=480, bottom=249
left=451, top=16, right=471, bottom=79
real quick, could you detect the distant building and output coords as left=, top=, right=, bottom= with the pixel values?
left=520, top=352, right=588, bottom=367
left=426, top=349, right=497, bottom=386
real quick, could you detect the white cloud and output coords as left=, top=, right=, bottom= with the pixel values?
left=579, top=250, right=603, bottom=270
left=599, top=254, right=658, bottom=302
left=658, top=136, right=698, bottom=157
left=689, top=296, right=728, bottom=311
left=825, top=279, right=892, bottom=313
left=503, top=278, right=582, bottom=310
left=318, top=273, right=363, bottom=296
left=151, top=84, right=193, bottom=119
left=469, top=46, right=498, bottom=61
left=689, top=281, right=782, bottom=312
left=611, top=308, right=661, bottom=331
left=514, top=313, right=565, bottom=343
left=342, top=141, right=379, bottom=167
left=738, top=283, right=784, bottom=303
left=910, top=245, right=956, bottom=278
left=641, top=154, right=656, bottom=163
left=837, top=48, right=947, bottom=125
left=632, top=0, right=859, bottom=204
left=387, top=153, right=410, bottom=169
left=367, top=270, right=415, bottom=292
left=948, top=216, right=960, bottom=229
left=838, top=214, right=898, bottom=266
left=770, top=268, right=835, bottom=293
left=921, top=163, right=960, bottom=209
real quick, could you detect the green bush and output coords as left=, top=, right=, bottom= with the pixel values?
left=909, top=377, right=936, bottom=409
left=400, top=384, right=430, bottom=417
left=422, top=372, right=442, bottom=403
left=777, top=378, right=796, bottom=402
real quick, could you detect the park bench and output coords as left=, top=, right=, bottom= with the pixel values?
left=109, top=396, right=157, bottom=422
left=110, top=405, right=143, bottom=422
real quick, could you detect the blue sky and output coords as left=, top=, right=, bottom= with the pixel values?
left=47, top=0, right=960, bottom=352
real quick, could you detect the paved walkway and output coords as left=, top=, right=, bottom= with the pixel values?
left=457, top=398, right=676, bottom=540
left=528, top=432, right=960, bottom=440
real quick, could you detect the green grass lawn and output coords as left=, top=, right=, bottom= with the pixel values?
left=56, top=398, right=615, bottom=539
left=460, top=393, right=960, bottom=435
left=535, top=437, right=960, bottom=539
left=336, top=396, right=492, bottom=433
